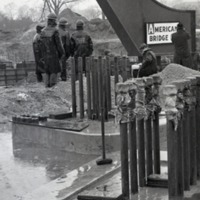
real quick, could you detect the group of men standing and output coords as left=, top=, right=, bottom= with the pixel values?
left=33, top=13, right=93, bottom=87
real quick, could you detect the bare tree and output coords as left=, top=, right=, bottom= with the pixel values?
left=41, top=0, right=82, bottom=19
left=80, top=5, right=102, bottom=20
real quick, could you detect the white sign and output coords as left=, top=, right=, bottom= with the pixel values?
left=146, top=22, right=179, bottom=45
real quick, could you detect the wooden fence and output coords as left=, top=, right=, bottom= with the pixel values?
left=0, top=61, right=35, bottom=86
left=70, top=56, right=131, bottom=119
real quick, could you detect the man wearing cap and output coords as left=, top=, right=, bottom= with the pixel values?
left=171, top=22, right=192, bottom=68
left=40, top=13, right=64, bottom=87
left=71, top=19, right=93, bottom=79
left=33, top=23, right=45, bottom=82
left=58, top=17, right=71, bottom=81
left=138, top=43, right=158, bottom=77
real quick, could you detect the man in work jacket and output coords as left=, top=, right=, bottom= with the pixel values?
left=40, top=13, right=64, bottom=87
left=32, top=23, right=45, bottom=82
left=58, top=17, right=71, bottom=81
left=171, top=22, right=192, bottom=68
left=138, top=43, right=158, bottom=77
left=71, top=19, right=93, bottom=79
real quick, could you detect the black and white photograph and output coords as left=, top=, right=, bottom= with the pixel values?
left=1, top=0, right=200, bottom=199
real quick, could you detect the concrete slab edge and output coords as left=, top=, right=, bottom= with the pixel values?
left=62, top=166, right=121, bottom=200
left=21, top=151, right=121, bottom=200
left=63, top=151, right=168, bottom=200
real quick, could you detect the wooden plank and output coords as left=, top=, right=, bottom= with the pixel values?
left=16, top=69, right=26, bottom=75
left=6, top=75, right=17, bottom=79
left=26, top=67, right=35, bottom=72
left=0, top=70, right=5, bottom=76
left=6, top=80, right=16, bottom=85
left=16, top=75, right=26, bottom=80
left=0, top=64, right=6, bottom=70
left=6, top=69, right=16, bottom=76
left=0, top=81, right=5, bottom=86
left=0, top=78, right=5, bottom=81
left=16, top=63, right=24, bottom=69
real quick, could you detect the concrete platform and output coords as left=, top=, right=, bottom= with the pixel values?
left=12, top=115, right=167, bottom=155
left=12, top=119, right=120, bottom=155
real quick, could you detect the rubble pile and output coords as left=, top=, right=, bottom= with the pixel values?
left=0, top=71, right=118, bottom=127
left=159, top=63, right=200, bottom=85
left=0, top=79, right=72, bottom=124
left=159, top=63, right=200, bottom=107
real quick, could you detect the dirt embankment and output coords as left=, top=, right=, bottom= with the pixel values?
left=0, top=73, right=72, bottom=124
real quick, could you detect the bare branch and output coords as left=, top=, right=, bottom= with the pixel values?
left=41, top=0, right=81, bottom=16
left=58, top=1, right=66, bottom=9
left=46, top=0, right=53, bottom=12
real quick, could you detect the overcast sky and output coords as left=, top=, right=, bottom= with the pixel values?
left=0, top=0, right=98, bottom=11
left=0, top=0, right=189, bottom=19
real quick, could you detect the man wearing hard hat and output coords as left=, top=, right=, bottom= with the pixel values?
left=58, top=17, right=71, bottom=81
left=137, top=43, right=158, bottom=77
left=40, top=13, right=64, bottom=87
left=71, top=19, right=93, bottom=79
left=32, top=22, right=45, bottom=82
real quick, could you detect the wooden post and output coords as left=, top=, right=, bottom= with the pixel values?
left=114, top=57, right=119, bottom=105
left=122, top=56, right=128, bottom=82
left=96, top=58, right=100, bottom=120
left=78, top=57, right=84, bottom=119
left=91, top=57, right=96, bottom=119
left=116, top=82, right=130, bottom=199
left=126, top=57, right=131, bottom=79
left=86, top=57, right=92, bottom=119
left=163, top=85, right=181, bottom=199
left=91, top=58, right=99, bottom=120
left=144, top=77, right=154, bottom=176
left=71, top=57, right=77, bottom=117
left=128, top=80, right=138, bottom=194
left=187, top=77, right=197, bottom=185
left=194, top=75, right=200, bottom=179
left=106, top=56, right=112, bottom=111
left=172, top=80, right=187, bottom=196
left=135, top=78, right=146, bottom=187
left=120, top=122, right=129, bottom=199
left=97, top=57, right=103, bottom=121
left=98, top=57, right=106, bottom=159
left=152, top=75, right=162, bottom=174
left=103, top=58, right=108, bottom=121
left=182, top=80, right=191, bottom=191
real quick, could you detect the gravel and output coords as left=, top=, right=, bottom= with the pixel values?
left=160, top=63, right=200, bottom=85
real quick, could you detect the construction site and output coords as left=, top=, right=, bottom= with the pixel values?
left=2, top=0, right=200, bottom=200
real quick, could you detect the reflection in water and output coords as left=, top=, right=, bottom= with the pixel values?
left=13, top=143, right=97, bottom=180
left=0, top=130, right=97, bottom=200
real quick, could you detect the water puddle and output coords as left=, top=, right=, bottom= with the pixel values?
left=0, top=131, right=97, bottom=200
